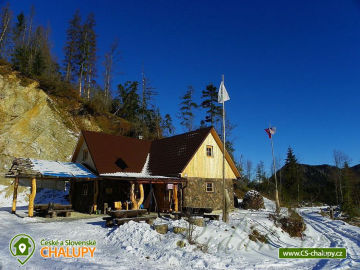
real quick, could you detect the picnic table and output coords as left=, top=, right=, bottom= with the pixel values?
left=34, top=203, right=74, bottom=218
left=103, top=209, right=157, bottom=227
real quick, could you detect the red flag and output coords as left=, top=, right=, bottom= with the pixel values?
left=265, top=127, right=276, bottom=139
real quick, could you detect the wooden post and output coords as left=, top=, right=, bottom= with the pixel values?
left=130, top=183, right=144, bottom=210
left=93, top=180, right=99, bottom=213
left=173, top=184, right=178, bottom=212
left=28, top=178, right=36, bottom=217
left=138, top=184, right=144, bottom=207
left=12, top=177, right=19, bottom=214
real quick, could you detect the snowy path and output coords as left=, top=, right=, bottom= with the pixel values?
left=0, top=195, right=359, bottom=269
left=299, top=208, right=360, bottom=269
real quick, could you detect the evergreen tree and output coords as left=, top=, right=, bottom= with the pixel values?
left=115, top=81, right=140, bottom=122
left=283, top=147, right=302, bottom=204
left=200, top=83, right=221, bottom=129
left=140, top=69, right=157, bottom=135
left=162, top=113, right=175, bottom=137
left=82, top=13, right=96, bottom=100
left=342, top=162, right=358, bottom=217
left=179, top=85, right=197, bottom=131
left=255, top=161, right=266, bottom=184
left=11, top=12, right=28, bottom=73
left=63, top=10, right=81, bottom=82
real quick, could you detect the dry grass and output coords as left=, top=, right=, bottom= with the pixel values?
left=270, top=209, right=306, bottom=238
left=248, top=229, right=268, bottom=243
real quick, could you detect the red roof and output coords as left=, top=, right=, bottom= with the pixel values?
left=75, top=127, right=239, bottom=178
left=81, top=130, right=151, bottom=175
left=148, top=127, right=212, bottom=176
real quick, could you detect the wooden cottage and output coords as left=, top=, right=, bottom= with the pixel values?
left=6, top=127, right=240, bottom=216
left=71, top=126, right=240, bottom=213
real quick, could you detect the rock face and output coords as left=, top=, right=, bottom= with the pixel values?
left=0, top=70, right=83, bottom=199
left=241, top=190, right=265, bottom=210
left=183, top=178, right=234, bottom=210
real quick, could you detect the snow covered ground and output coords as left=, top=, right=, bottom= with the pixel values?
left=0, top=187, right=359, bottom=269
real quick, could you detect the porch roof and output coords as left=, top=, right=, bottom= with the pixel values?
left=6, top=158, right=98, bottom=180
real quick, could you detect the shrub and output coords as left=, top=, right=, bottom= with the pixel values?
left=270, top=208, right=306, bottom=238
left=249, top=229, right=268, bottom=243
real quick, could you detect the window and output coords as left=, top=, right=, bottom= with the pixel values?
left=206, top=145, right=213, bottom=157
left=81, top=184, right=88, bottom=196
left=206, top=182, right=214, bottom=192
left=82, top=149, right=88, bottom=161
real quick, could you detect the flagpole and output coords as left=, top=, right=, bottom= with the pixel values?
left=269, top=124, right=280, bottom=214
left=222, top=74, right=227, bottom=222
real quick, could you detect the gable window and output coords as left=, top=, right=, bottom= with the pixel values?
left=206, top=182, right=214, bottom=192
left=206, top=145, right=213, bottom=157
left=82, top=149, right=88, bottom=161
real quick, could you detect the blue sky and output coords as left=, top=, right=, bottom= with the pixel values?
left=8, top=0, right=360, bottom=174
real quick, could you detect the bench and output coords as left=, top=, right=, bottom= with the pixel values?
left=103, top=214, right=157, bottom=227
left=35, top=203, right=74, bottom=218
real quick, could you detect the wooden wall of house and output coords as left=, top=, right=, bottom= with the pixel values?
left=98, top=181, right=131, bottom=211
left=73, top=139, right=96, bottom=171
left=71, top=181, right=94, bottom=213
left=181, top=133, right=237, bottom=179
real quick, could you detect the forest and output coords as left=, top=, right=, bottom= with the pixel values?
left=0, top=4, right=235, bottom=149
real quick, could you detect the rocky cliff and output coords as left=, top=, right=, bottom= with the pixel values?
left=0, top=67, right=102, bottom=199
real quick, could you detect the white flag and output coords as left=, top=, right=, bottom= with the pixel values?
left=218, top=81, right=230, bottom=103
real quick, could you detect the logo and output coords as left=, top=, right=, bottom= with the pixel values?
left=9, top=234, right=35, bottom=265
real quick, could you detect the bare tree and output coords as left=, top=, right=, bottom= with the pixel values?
left=246, top=160, right=253, bottom=182
left=103, top=38, right=120, bottom=104
left=333, top=150, right=350, bottom=204
left=0, top=4, right=11, bottom=56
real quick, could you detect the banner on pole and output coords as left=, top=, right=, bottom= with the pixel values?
left=218, top=81, right=230, bottom=103
left=265, top=127, right=276, bottom=139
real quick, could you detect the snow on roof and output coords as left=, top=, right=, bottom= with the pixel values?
left=100, top=154, right=170, bottom=179
left=30, top=159, right=97, bottom=178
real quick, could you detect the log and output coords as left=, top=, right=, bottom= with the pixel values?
left=35, top=204, right=73, bottom=211
left=12, top=177, right=19, bottom=214
left=154, top=224, right=168, bottom=234
left=173, top=184, right=178, bottom=212
left=28, top=178, right=36, bottom=217
left=130, top=184, right=144, bottom=210
left=115, top=215, right=157, bottom=226
left=93, top=180, right=99, bottom=212
left=109, top=209, right=147, bottom=218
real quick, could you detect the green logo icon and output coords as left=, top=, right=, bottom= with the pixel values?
left=9, top=234, right=35, bottom=265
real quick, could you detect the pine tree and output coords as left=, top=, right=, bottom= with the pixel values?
left=140, top=69, right=157, bottom=134
left=12, top=12, right=28, bottom=73
left=283, top=147, right=302, bottom=204
left=64, top=10, right=81, bottom=82
left=179, top=85, right=197, bottom=131
left=82, top=13, right=96, bottom=100
left=255, top=161, right=266, bottom=184
left=115, top=81, right=140, bottom=121
left=342, top=162, right=358, bottom=217
left=200, top=83, right=221, bottom=129
left=162, top=114, right=175, bottom=137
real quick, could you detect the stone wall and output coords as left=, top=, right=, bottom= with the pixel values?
left=183, top=178, right=234, bottom=210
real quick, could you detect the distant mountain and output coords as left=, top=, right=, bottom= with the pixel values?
left=274, top=163, right=360, bottom=205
